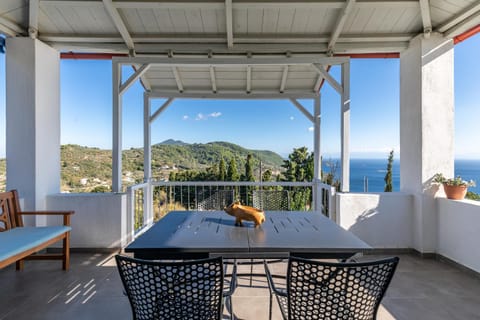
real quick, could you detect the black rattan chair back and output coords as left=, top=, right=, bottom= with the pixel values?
left=252, top=190, right=290, bottom=210
left=286, top=256, right=399, bottom=320
left=196, top=189, right=234, bottom=211
left=115, top=255, right=225, bottom=320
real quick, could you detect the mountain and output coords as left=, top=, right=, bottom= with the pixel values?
left=158, top=139, right=188, bottom=146
left=57, top=142, right=285, bottom=192
left=150, top=141, right=284, bottom=170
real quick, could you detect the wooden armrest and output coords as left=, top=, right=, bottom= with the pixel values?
left=19, top=211, right=74, bottom=216
left=18, top=211, right=74, bottom=226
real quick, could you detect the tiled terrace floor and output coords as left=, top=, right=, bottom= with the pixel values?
left=1, top=253, right=480, bottom=320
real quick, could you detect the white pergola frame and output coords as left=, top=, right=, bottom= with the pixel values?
left=112, top=56, right=351, bottom=210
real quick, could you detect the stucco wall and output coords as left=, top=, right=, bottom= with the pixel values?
left=6, top=38, right=60, bottom=215
left=437, top=198, right=480, bottom=273
left=47, top=193, right=128, bottom=249
left=336, top=192, right=413, bottom=248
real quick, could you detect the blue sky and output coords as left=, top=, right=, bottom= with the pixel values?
left=0, top=33, right=479, bottom=159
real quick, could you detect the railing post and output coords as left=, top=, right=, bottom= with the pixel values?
left=327, top=186, right=336, bottom=222
left=144, top=182, right=154, bottom=227
left=126, top=186, right=135, bottom=245
left=314, top=179, right=323, bottom=213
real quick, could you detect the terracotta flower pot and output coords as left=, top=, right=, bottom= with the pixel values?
left=443, top=184, right=468, bottom=200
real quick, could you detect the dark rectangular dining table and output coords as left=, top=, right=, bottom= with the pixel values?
left=125, top=211, right=371, bottom=260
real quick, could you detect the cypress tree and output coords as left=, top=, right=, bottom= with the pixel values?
left=384, top=150, right=394, bottom=192
left=218, top=157, right=226, bottom=181
left=244, top=154, right=255, bottom=182
left=227, top=158, right=240, bottom=181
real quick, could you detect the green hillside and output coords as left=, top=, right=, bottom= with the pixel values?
left=150, top=141, right=284, bottom=170
left=0, top=141, right=285, bottom=193
left=0, top=141, right=285, bottom=192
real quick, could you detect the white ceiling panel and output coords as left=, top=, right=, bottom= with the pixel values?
left=152, top=9, right=175, bottom=33
left=246, top=8, right=263, bottom=34
left=136, top=9, right=160, bottom=34
left=290, top=7, right=313, bottom=33
left=168, top=9, right=190, bottom=33
left=201, top=8, right=222, bottom=33
left=0, top=0, right=478, bottom=57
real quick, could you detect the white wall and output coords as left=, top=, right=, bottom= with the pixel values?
left=336, top=192, right=413, bottom=248
left=399, top=33, right=454, bottom=253
left=6, top=38, right=60, bottom=215
left=437, top=198, right=480, bottom=273
left=46, top=193, right=128, bottom=249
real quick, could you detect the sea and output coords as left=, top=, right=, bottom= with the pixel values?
left=323, top=159, right=480, bottom=193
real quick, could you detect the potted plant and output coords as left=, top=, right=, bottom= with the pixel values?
left=433, top=173, right=476, bottom=200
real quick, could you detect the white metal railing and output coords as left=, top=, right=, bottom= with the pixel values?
left=127, top=181, right=335, bottom=235
left=126, top=182, right=151, bottom=237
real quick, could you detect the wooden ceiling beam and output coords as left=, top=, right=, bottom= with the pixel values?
left=210, top=66, right=217, bottom=93
left=102, top=0, right=135, bottom=53
left=172, top=67, right=184, bottom=92
left=327, top=0, right=356, bottom=54
left=437, top=2, right=480, bottom=33
left=419, top=0, right=432, bottom=37
left=280, top=66, right=289, bottom=93
left=225, top=0, right=234, bottom=48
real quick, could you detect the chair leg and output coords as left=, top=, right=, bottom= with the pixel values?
left=63, top=233, right=70, bottom=270
left=249, top=259, right=253, bottom=287
left=224, top=296, right=234, bottom=320
left=229, top=296, right=234, bottom=320
left=15, top=259, right=24, bottom=270
left=268, top=290, right=273, bottom=320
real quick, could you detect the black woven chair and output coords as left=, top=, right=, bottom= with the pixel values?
left=253, top=189, right=290, bottom=211
left=264, top=256, right=399, bottom=320
left=115, top=255, right=237, bottom=320
left=196, top=189, right=234, bottom=211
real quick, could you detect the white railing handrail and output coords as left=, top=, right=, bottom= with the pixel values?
left=151, top=180, right=315, bottom=187
left=127, top=182, right=149, bottom=192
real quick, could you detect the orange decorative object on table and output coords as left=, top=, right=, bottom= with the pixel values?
left=224, top=201, right=265, bottom=227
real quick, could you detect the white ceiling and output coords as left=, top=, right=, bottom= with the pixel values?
left=1, top=0, right=479, bottom=56
left=1, top=1, right=479, bottom=96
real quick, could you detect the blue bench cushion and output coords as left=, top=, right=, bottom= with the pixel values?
left=0, top=226, right=72, bottom=261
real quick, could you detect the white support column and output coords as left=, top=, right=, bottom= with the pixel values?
left=313, top=96, right=322, bottom=211
left=143, top=92, right=153, bottom=226
left=112, top=61, right=123, bottom=193
left=6, top=38, right=60, bottom=217
left=340, top=61, right=350, bottom=192
left=144, top=92, right=152, bottom=183
left=400, top=33, right=454, bottom=253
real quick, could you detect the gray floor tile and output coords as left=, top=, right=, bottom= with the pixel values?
left=1, top=253, right=480, bottom=320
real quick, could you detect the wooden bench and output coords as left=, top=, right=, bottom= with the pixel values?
left=0, top=190, right=74, bottom=270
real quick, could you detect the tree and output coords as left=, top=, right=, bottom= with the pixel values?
left=227, top=158, right=240, bottom=181
left=244, top=154, right=255, bottom=182
left=281, top=147, right=313, bottom=182
left=218, top=157, right=227, bottom=181
left=282, top=147, right=315, bottom=210
left=262, top=169, right=272, bottom=182
left=322, top=158, right=341, bottom=190
left=384, top=150, right=394, bottom=192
